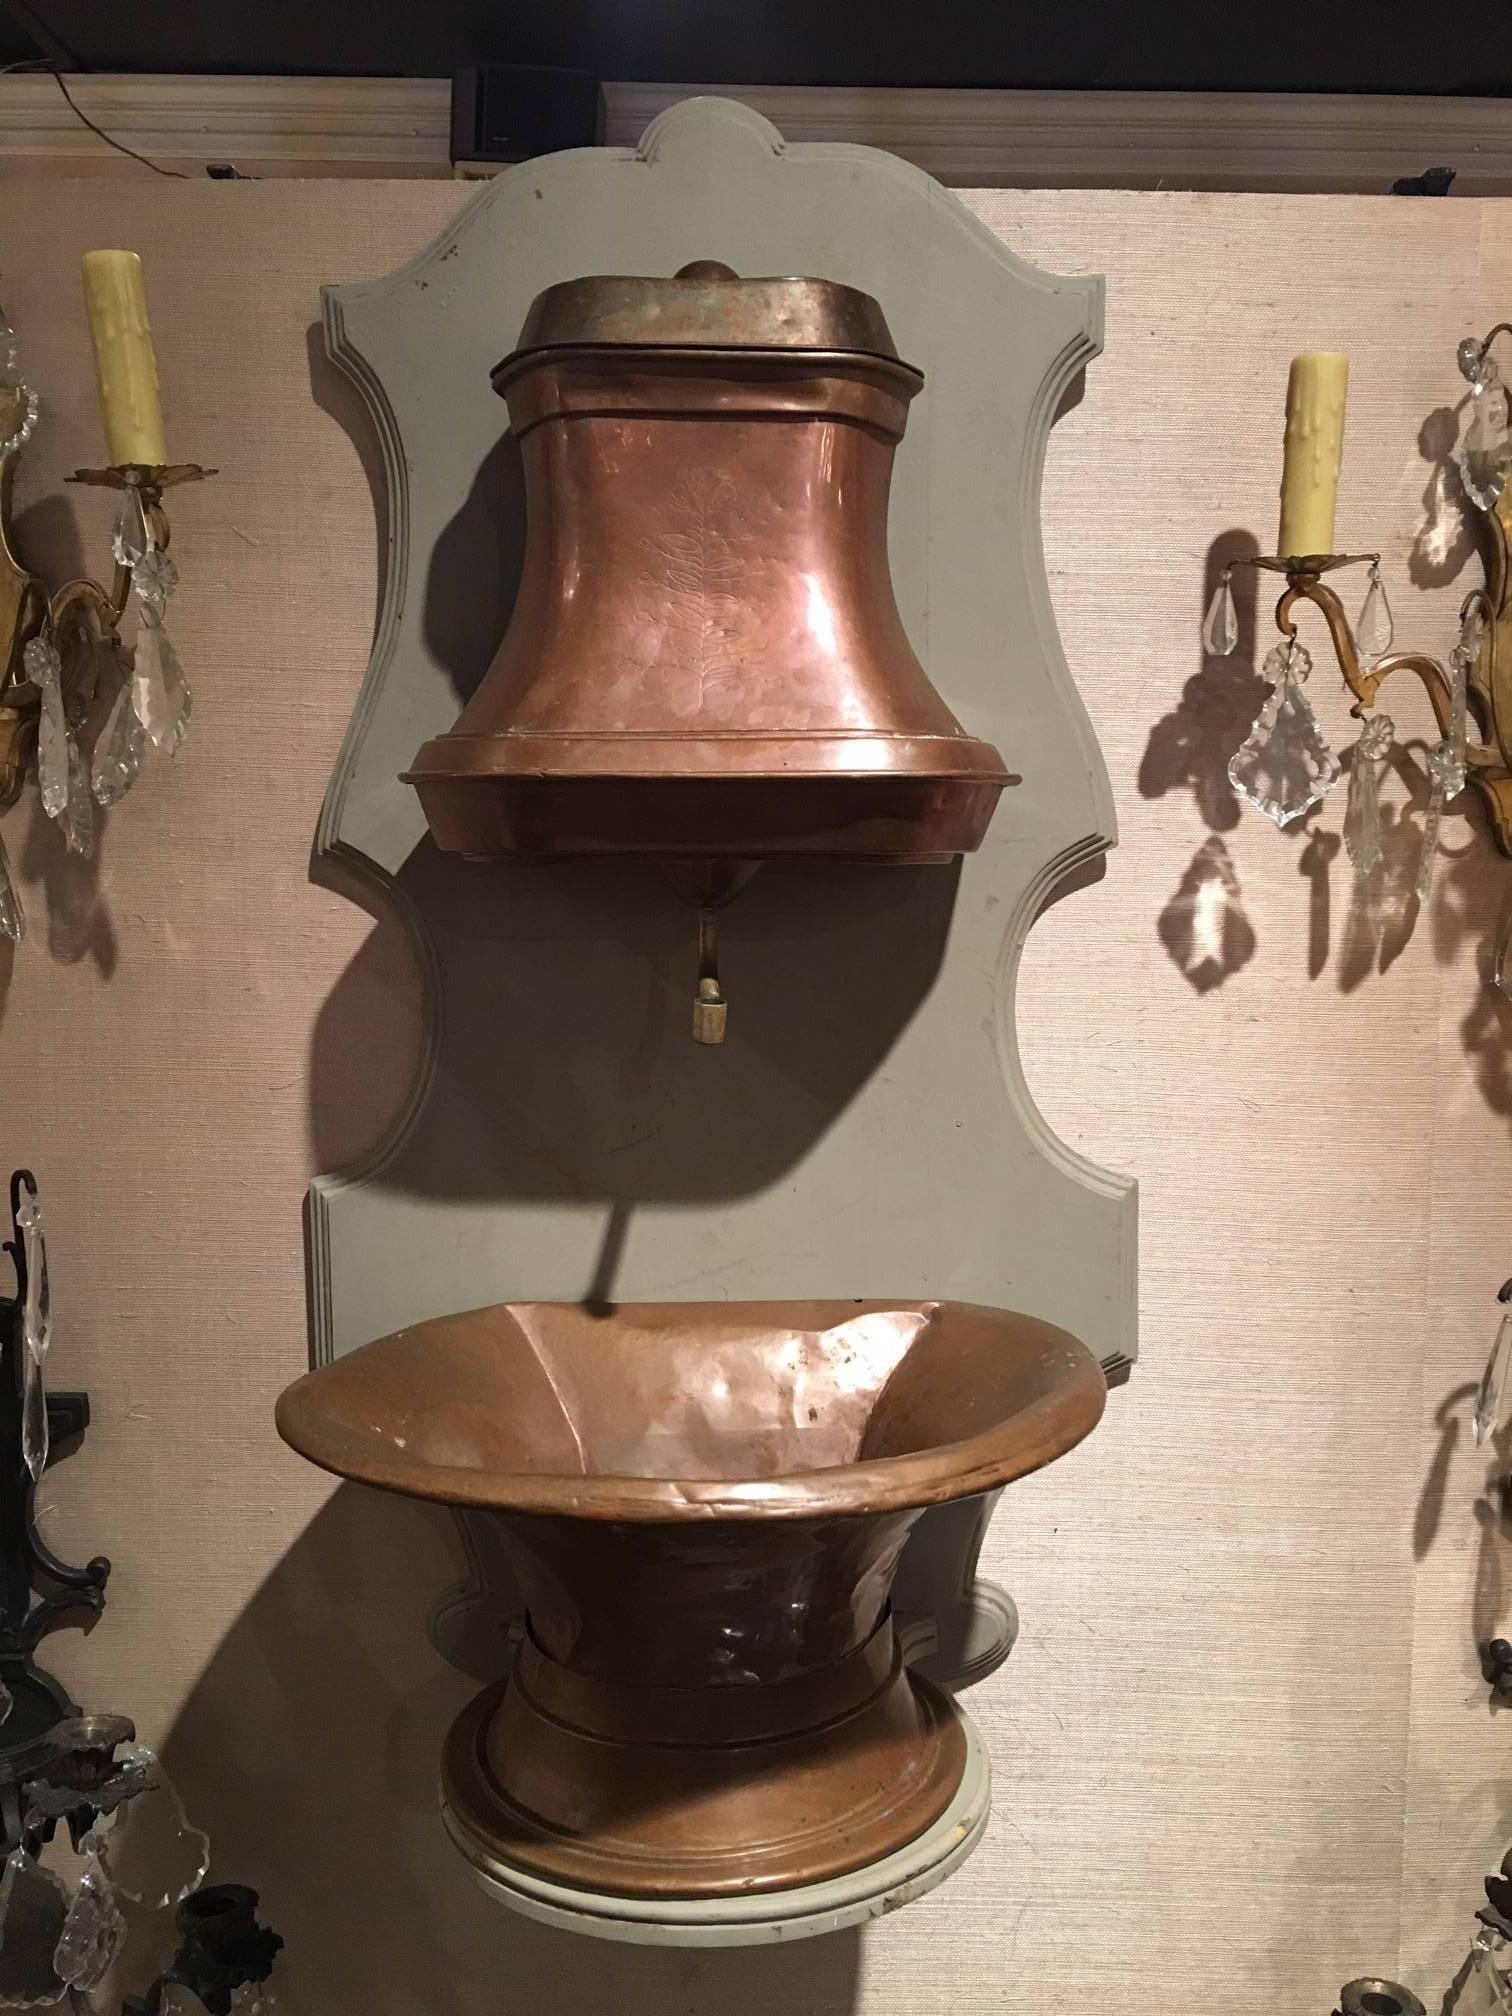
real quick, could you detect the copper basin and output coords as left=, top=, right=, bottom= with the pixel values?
left=277, top=1300, right=1103, bottom=1900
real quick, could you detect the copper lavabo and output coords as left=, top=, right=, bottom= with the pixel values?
left=277, top=1300, right=1104, bottom=1900
left=405, top=262, right=1014, bottom=865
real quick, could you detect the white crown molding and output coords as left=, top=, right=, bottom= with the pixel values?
left=603, top=82, right=1512, bottom=194
left=2, top=73, right=1507, bottom=193
left=0, top=72, right=452, bottom=177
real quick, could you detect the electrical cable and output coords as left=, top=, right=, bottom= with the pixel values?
left=50, top=69, right=187, bottom=178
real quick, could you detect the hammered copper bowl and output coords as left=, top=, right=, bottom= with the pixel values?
left=276, top=1299, right=1104, bottom=1900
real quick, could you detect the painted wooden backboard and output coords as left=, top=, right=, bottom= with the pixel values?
left=310, top=97, right=1135, bottom=1678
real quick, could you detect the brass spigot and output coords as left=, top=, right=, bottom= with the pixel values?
left=692, top=909, right=727, bottom=1045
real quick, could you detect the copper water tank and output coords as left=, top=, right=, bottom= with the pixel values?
left=405, top=262, right=1014, bottom=865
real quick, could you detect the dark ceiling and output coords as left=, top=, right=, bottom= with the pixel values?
left=6, top=0, right=1512, bottom=95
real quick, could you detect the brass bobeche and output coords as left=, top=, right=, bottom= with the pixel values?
left=0, top=393, right=214, bottom=813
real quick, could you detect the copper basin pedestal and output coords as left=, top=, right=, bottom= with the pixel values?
left=277, top=1301, right=1104, bottom=1935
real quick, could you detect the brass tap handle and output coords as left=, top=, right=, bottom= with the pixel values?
left=692, top=910, right=728, bottom=1045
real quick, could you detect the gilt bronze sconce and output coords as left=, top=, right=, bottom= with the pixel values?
left=0, top=255, right=212, bottom=944
left=1204, top=333, right=1512, bottom=909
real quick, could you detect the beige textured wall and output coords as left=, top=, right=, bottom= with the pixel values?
left=0, top=178, right=1507, bottom=2014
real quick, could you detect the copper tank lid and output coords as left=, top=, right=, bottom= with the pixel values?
left=498, top=260, right=911, bottom=371
left=405, top=261, right=1014, bottom=873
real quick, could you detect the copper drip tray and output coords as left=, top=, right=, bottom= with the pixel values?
left=404, top=736, right=1016, bottom=863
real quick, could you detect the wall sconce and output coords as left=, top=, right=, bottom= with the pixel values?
left=1203, top=334, right=1512, bottom=908
left=0, top=254, right=212, bottom=947
left=0, top=1171, right=283, bottom=2010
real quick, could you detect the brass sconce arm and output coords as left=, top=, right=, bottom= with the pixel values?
left=1243, top=547, right=1512, bottom=850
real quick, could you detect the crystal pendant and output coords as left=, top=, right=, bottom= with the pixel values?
left=1355, top=564, right=1394, bottom=661
left=17, top=1184, right=49, bottom=1482
left=0, top=383, right=39, bottom=459
left=1459, top=359, right=1512, bottom=511
left=1444, top=602, right=1485, bottom=801
left=130, top=549, right=178, bottom=610
left=110, top=490, right=149, bottom=570
left=16, top=1187, right=51, bottom=1368
left=1416, top=738, right=1462, bottom=902
left=52, top=1856, right=125, bottom=1994
left=24, top=639, right=68, bottom=820
left=91, top=673, right=147, bottom=808
left=1477, top=1293, right=1512, bottom=1447
left=0, top=827, right=24, bottom=943
left=92, top=1746, right=210, bottom=1908
left=61, top=736, right=94, bottom=860
left=22, top=1341, right=47, bottom=1484
left=0, top=1849, right=72, bottom=2007
left=1201, top=571, right=1239, bottom=655
left=1344, top=712, right=1394, bottom=881
left=231, top=1982, right=281, bottom=2014
left=0, top=314, right=39, bottom=457
left=130, top=613, right=192, bottom=757
left=1474, top=1928, right=1512, bottom=2014
left=1228, top=639, right=1341, bottom=826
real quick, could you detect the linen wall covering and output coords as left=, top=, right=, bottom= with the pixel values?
left=0, top=179, right=1505, bottom=2013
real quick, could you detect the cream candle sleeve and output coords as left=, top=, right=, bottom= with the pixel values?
left=81, top=250, right=166, bottom=467
left=1276, top=352, right=1348, bottom=559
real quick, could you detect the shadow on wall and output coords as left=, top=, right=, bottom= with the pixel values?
left=158, top=1484, right=866, bottom=2016
left=309, top=842, right=960, bottom=1216
left=1141, top=529, right=1265, bottom=993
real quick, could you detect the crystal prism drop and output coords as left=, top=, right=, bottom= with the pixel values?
left=0, top=384, right=38, bottom=459
left=0, top=1849, right=72, bottom=2007
left=1228, top=640, right=1341, bottom=826
left=61, top=736, right=94, bottom=860
left=1474, top=1928, right=1512, bottom=2015
left=16, top=1188, right=50, bottom=1367
left=1201, top=573, right=1239, bottom=655
left=110, top=490, right=149, bottom=570
left=18, top=1180, right=49, bottom=1480
left=1355, top=567, right=1394, bottom=660
left=24, top=640, right=68, bottom=820
left=91, top=675, right=147, bottom=808
left=1344, top=713, right=1393, bottom=881
left=130, top=614, right=192, bottom=756
left=0, top=826, right=24, bottom=943
left=1444, top=602, right=1484, bottom=800
left=1477, top=1304, right=1512, bottom=1446
left=1415, top=739, right=1460, bottom=902
left=52, top=1858, right=125, bottom=1993
left=22, top=1340, right=47, bottom=1484
left=1460, top=368, right=1512, bottom=510
left=93, top=1746, right=210, bottom=1908
left=159, top=1988, right=207, bottom=2016
left=231, top=1981, right=281, bottom=2015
